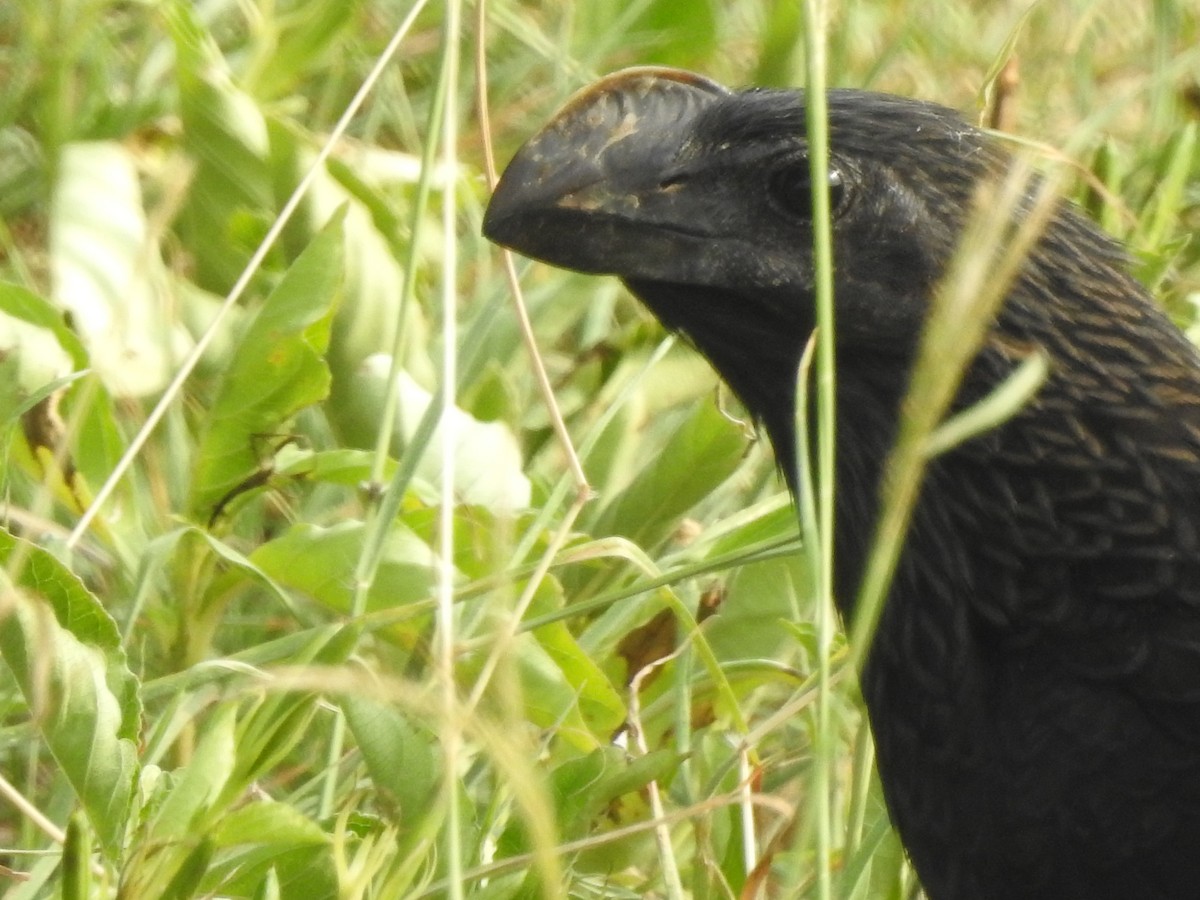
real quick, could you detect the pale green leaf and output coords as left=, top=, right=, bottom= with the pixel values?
left=50, top=141, right=188, bottom=396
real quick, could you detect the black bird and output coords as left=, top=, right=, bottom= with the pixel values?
left=482, top=68, right=1200, bottom=899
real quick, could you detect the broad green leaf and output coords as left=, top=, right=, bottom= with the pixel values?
left=188, top=214, right=345, bottom=520
left=342, top=695, right=440, bottom=818
left=204, top=844, right=337, bottom=900
left=590, top=401, right=748, bottom=548
left=499, top=745, right=681, bottom=865
left=198, top=804, right=336, bottom=898
left=213, top=800, right=328, bottom=848
left=0, top=530, right=140, bottom=856
left=704, top=556, right=809, bottom=664
left=533, top=617, right=626, bottom=740
left=478, top=604, right=628, bottom=751
left=249, top=519, right=439, bottom=620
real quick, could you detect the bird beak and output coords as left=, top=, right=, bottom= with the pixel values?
left=482, top=67, right=730, bottom=274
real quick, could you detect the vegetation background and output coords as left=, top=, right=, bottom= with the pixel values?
left=0, top=0, right=1197, bottom=897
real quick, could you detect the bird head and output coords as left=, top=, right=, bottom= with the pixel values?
left=483, top=67, right=1007, bottom=466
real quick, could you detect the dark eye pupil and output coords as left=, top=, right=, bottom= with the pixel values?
left=770, top=164, right=845, bottom=219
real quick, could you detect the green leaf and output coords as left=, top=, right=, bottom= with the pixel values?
left=161, top=839, right=217, bottom=900
left=704, top=555, right=809, bottom=664
left=0, top=282, right=126, bottom=489
left=0, top=281, right=89, bottom=369
left=205, top=844, right=337, bottom=900
left=250, top=0, right=368, bottom=101
left=0, top=530, right=140, bottom=857
left=150, top=703, right=237, bottom=840
left=228, top=694, right=320, bottom=801
left=499, top=745, right=681, bottom=865
left=213, top=800, right=329, bottom=848
left=590, top=401, right=747, bottom=548
left=188, top=213, right=345, bottom=520
left=167, top=0, right=275, bottom=289
left=975, top=4, right=1037, bottom=123
left=249, top=519, right=439, bottom=621
left=133, top=693, right=328, bottom=895
left=342, top=696, right=440, bottom=819
left=1138, top=122, right=1197, bottom=251
left=533, top=617, right=627, bottom=741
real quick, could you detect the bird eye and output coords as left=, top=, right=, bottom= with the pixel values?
left=769, top=163, right=845, bottom=220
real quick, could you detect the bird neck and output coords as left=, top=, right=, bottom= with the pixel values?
left=764, top=351, right=912, bottom=617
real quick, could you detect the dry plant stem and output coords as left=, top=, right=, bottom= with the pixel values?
left=0, top=770, right=65, bottom=844
left=64, top=0, right=431, bottom=551
left=475, top=0, right=591, bottom=499
left=987, top=57, right=1020, bottom=132
left=464, top=0, right=599, bottom=758
left=628, top=647, right=688, bottom=900
left=0, top=771, right=106, bottom=879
